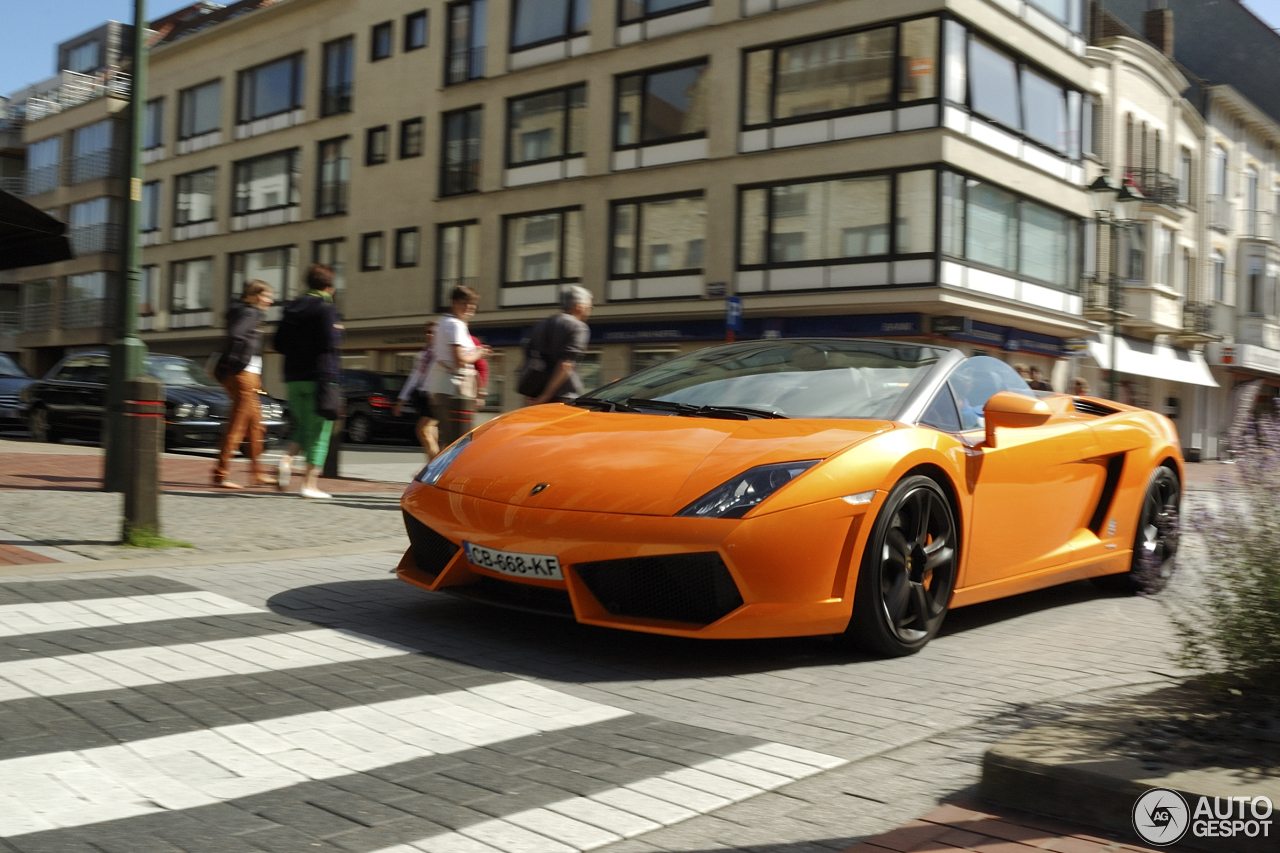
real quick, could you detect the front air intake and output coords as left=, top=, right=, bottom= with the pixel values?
left=575, top=552, right=743, bottom=625
left=402, top=511, right=459, bottom=577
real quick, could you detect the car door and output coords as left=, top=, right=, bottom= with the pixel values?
left=41, top=355, right=92, bottom=436
left=941, top=357, right=1104, bottom=590
left=77, top=355, right=111, bottom=438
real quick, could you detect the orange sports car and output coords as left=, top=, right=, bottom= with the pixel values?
left=397, top=339, right=1182, bottom=655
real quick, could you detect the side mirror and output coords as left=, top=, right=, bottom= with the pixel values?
left=983, top=391, right=1051, bottom=448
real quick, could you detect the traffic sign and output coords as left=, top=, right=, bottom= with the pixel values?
left=725, top=296, right=743, bottom=333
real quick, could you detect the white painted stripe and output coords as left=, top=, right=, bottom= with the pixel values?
left=0, top=628, right=411, bottom=702
left=375, top=745, right=845, bottom=853
left=0, top=591, right=261, bottom=638
left=0, top=680, right=630, bottom=837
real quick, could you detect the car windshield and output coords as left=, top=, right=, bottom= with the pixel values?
left=586, top=340, right=947, bottom=419
left=0, top=353, right=28, bottom=378
left=145, top=357, right=219, bottom=387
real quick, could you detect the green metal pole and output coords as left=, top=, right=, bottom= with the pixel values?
left=104, top=0, right=150, bottom=492
left=1108, top=218, right=1119, bottom=402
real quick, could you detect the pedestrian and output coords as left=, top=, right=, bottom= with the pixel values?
left=211, top=279, right=274, bottom=489
left=1013, top=362, right=1032, bottom=383
left=517, top=285, right=593, bottom=405
left=427, top=285, right=490, bottom=448
left=274, top=264, right=343, bottom=499
left=472, top=334, right=490, bottom=412
left=1029, top=366, right=1054, bottom=392
left=394, top=321, right=439, bottom=460
left=1072, top=377, right=1090, bottom=396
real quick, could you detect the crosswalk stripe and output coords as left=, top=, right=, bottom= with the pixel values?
left=0, top=591, right=262, bottom=638
left=373, top=745, right=846, bottom=853
left=0, top=628, right=411, bottom=701
left=0, top=679, right=632, bottom=838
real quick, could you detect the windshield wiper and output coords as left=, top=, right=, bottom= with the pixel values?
left=569, top=397, right=632, bottom=412
left=625, top=398, right=787, bottom=420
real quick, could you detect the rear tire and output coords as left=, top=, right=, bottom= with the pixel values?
left=1092, top=465, right=1180, bottom=594
left=846, top=475, right=958, bottom=656
left=346, top=412, right=372, bottom=444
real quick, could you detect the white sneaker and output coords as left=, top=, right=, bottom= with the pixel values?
left=300, top=487, right=331, bottom=500
left=276, top=457, right=291, bottom=491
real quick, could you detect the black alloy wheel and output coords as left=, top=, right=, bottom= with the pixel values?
left=847, top=475, right=958, bottom=656
left=346, top=412, right=372, bottom=444
left=27, top=407, right=57, bottom=443
left=1095, top=466, right=1180, bottom=594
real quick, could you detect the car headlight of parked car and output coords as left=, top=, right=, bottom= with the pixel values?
left=174, top=403, right=192, bottom=419
left=677, top=460, right=821, bottom=519
left=262, top=402, right=283, bottom=420
left=416, top=435, right=472, bottom=485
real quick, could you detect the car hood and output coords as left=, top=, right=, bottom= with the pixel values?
left=164, top=385, right=231, bottom=406
left=436, top=405, right=894, bottom=516
left=0, top=377, right=32, bottom=395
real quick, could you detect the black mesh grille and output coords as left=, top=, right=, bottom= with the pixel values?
left=450, top=576, right=575, bottom=618
left=402, top=511, right=459, bottom=577
left=575, top=552, right=743, bottom=625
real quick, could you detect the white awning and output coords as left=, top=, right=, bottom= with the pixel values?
left=1086, top=334, right=1219, bottom=387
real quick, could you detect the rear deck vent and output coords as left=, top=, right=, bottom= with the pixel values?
left=1074, top=398, right=1119, bottom=417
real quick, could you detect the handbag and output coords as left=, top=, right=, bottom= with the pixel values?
left=448, top=364, right=478, bottom=401
left=316, top=382, right=342, bottom=421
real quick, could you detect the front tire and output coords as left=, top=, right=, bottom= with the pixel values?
left=346, top=412, right=372, bottom=444
left=846, top=475, right=958, bottom=656
left=1093, top=465, right=1180, bottom=594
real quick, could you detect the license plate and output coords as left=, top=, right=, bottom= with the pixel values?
left=463, top=542, right=563, bottom=580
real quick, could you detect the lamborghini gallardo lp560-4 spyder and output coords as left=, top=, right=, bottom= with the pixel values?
left=397, top=339, right=1181, bottom=655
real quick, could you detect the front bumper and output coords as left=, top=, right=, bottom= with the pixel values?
left=397, top=480, right=881, bottom=639
left=165, top=417, right=288, bottom=446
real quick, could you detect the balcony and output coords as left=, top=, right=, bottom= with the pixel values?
left=69, top=149, right=123, bottom=185
left=24, top=164, right=59, bottom=197
left=1182, top=301, right=1217, bottom=336
left=1238, top=316, right=1280, bottom=350
left=1127, top=169, right=1182, bottom=208
left=20, top=303, right=54, bottom=332
left=61, top=297, right=110, bottom=329
left=0, top=176, right=24, bottom=196
left=69, top=223, right=123, bottom=256
left=1242, top=209, right=1275, bottom=242
left=1082, top=275, right=1182, bottom=332
left=5, top=70, right=130, bottom=124
left=1209, top=194, right=1234, bottom=232
left=0, top=311, right=17, bottom=337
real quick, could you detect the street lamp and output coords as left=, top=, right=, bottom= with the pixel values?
left=1088, top=170, right=1145, bottom=400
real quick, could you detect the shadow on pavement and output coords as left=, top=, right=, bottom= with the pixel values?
left=266, top=574, right=1121, bottom=682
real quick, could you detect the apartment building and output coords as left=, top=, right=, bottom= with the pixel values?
left=11, top=0, right=1109, bottom=414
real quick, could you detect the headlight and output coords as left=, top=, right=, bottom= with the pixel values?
left=677, top=460, right=821, bottom=519
left=416, top=434, right=472, bottom=485
left=174, top=403, right=192, bottom=419
left=192, top=404, right=209, bottom=419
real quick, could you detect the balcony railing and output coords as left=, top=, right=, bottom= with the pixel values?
left=446, top=46, right=486, bottom=85
left=1127, top=169, right=1182, bottom=207
left=1242, top=209, right=1274, bottom=242
left=20, top=303, right=55, bottom=332
left=61, top=297, right=110, bottom=329
left=0, top=311, right=18, bottom=336
left=1082, top=275, right=1121, bottom=313
left=1209, top=194, right=1233, bottom=232
left=1182, top=301, right=1216, bottom=335
left=5, top=70, right=130, bottom=124
left=69, top=222, right=123, bottom=256
left=24, top=164, right=59, bottom=196
left=69, top=149, right=123, bottom=185
left=0, top=176, right=24, bottom=196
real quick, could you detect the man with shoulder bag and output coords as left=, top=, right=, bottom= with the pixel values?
left=518, top=285, right=593, bottom=405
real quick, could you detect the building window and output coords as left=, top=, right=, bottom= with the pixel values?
left=313, top=239, right=347, bottom=293
left=620, top=0, right=702, bottom=24
left=141, top=181, right=161, bottom=233
left=64, top=273, right=110, bottom=327
left=68, top=197, right=120, bottom=256
left=371, top=21, right=394, bottom=61
left=611, top=194, right=705, bottom=278
left=405, top=10, right=428, bottom=51
left=616, top=60, right=708, bottom=148
left=504, top=208, right=582, bottom=286
left=507, top=84, right=585, bottom=165
left=179, top=79, right=222, bottom=139
left=1027, top=0, right=1083, bottom=33
left=395, top=227, right=420, bottom=267
left=400, top=118, right=424, bottom=158
left=171, top=258, right=214, bottom=313
left=1246, top=260, right=1264, bottom=315
left=1178, top=149, right=1191, bottom=204
left=441, top=106, right=482, bottom=195
left=362, top=232, right=385, bottom=270
left=511, top=0, right=588, bottom=51
left=317, top=137, right=350, bottom=217
left=237, top=53, right=304, bottom=124
left=144, top=99, right=165, bottom=150
left=1212, top=251, right=1226, bottom=302
left=321, top=37, right=354, bottom=117
left=366, top=125, right=389, bottom=165
left=437, top=221, right=479, bottom=308
left=231, top=246, right=298, bottom=301
left=139, top=265, right=158, bottom=316
left=25, top=137, right=61, bottom=196
left=1154, top=226, right=1174, bottom=288
left=232, top=149, right=301, bottom=215
left=1122, top=223, right=1147, bottom=283
left=968, top=39, right=1020, bottom=131
left=1020, top=201, right=1076, bottom=286
left=66, top=40, right=101, bottom=74
left=70, top=120, right=117, bottom=184
left=175, top=167, right=217, bottom=226
left=445, top=0, right=487, bottom=85
left=896, top=169, right=935, bottom=255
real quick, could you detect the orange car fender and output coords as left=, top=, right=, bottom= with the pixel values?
left=1091, top=411, right=1184, bottom=556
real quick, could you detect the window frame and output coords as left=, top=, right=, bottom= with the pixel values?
left=395, top=226, right=421, bottom=268
left=236, top=53, right=305, bottom=126
left=174, top=166, right=218, bottom=227
left=504, top=83, right=586, bottom=168
left=618, top=0, right=707, bottom=26
left=177, top=79, right=222, bottom=140
left=143, top=98, right=165, bottom=150
left=740, top=14, right=941, bottom=132
left=141, top=180, right=161, bottom=233
left=614, top=58, right=710, bottom=151
left=400, top=117, right=425, bottom=159
left=312, top=237, right=347, bottom=293
left=440, top=105, right=484, bottom=197
left=444, top=0, right=488, bottom=86
left=436, top=219, right=481, bottom=310
left=316, top=135, right=350, bottom=218
left=511, top=0, right=590, bottom=52
left=371, top=20, right=394, bottom=61
left=501, top=205, right=583, bottom=288
left=170, top=256, right=216, bottom=315
left=405, top=10, right=429, bottom=51
left=366, top=125, right=390, bottom=165
left=231, top=148, right=301, bottom=217
left=320, top=36, right=355, bottom=117
left=609, top=191, right=707, bottom=281
left=228, top=245, right=299, bottom=303
left=361, top=231, right=385, bottom=271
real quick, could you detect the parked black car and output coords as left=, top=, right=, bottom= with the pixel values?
left=20, top=351, right=288, bottom=448
left=340, top=370, right=418, bottom=444
left=0, top=352, right=33, bottom=430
